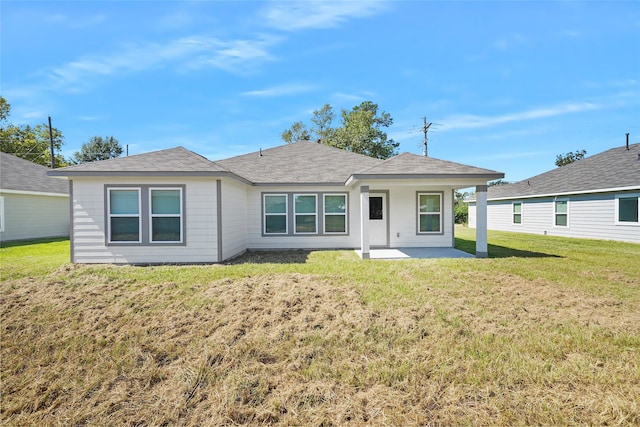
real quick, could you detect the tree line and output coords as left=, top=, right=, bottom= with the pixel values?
left=1, top=96, right=123, bottom=166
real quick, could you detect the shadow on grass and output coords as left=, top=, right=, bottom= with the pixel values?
left=455, top=238, right=563, bottom=259
left=225, top=250, right=312, bottom=265
left=0, top=237, right=69, bottom=249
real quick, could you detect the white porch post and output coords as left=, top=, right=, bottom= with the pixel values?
left=360, top=185, right=370, bottom=259
left=475, top=184, right=488, bottom=258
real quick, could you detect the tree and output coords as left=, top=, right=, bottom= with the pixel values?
left=72, top=136, right=123, bottom=163
left=555, top=149, right=586, bottom=167
left=281, top=101, right=399, bottom=159
left=454, top=190, right=469, bottom=224
left=280, top=121, right=311, bottom=144
left=489, top=179, right=509, bottom=186
left=0, top=96, right=66, bottom=167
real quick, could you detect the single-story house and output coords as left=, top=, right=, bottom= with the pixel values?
left=48, top=141, right=503, bottom=263
left=466, top=142, right=640, bottom=244
left=0, top=152, right=70, bottom=242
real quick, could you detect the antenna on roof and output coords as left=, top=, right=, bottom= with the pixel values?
left=626, top=133, right=630, bottom=150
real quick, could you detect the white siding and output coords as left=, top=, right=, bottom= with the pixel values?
left=246, top=186, right=361, bottom=250
left=469, top=192, right=640, bottom=244
left=220, top=179, right=248, bottom=260
left=0, top=192, right=69, bottom=242
left=71, top=177, right=219, bottom=263
left=245, top=184, right=456, bottom=250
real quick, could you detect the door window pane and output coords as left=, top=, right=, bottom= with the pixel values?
left=370, top=197, right=383, bottom=220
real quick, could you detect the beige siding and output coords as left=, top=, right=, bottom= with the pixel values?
left=0, top=192, right=69, bottom=242
left=71, top=177, right=218, bottom=263
left=220, top=179, right=248, bottom=260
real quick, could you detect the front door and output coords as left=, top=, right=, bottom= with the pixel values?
left=369, top=193, right=388, bottom=247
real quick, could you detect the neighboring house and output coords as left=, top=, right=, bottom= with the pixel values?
left=467, top=143, right=640, bottom=244
left=0, top=152, right=70, bottom=242
left=48, top=141, right=503, bottom=263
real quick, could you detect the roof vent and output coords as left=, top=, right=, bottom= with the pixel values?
left=259, top=148, right=263, bottom=157
left=626, top=133, right=630, bottom=150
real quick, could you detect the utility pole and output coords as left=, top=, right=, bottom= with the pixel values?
left=48, top=116, right=55, bottom=168
left=422, top=117, right=432, bottom=157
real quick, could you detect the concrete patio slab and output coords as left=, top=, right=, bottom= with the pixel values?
left=355, top=247, right=474, bottom=260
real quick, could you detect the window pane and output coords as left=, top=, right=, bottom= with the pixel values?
left=419, top=214, right=440, bottom=232
left=513, top=214, right=522, bottom=224
left=619, top=197, right=639, bottom=222
left=296, top=215, right=316, bottom=233
left=295, top=195, right=316, bottom=214
left=325, top=195, right=346, bottom=213
left=513, top=203, right=521, bottom=214
left=111, top=217, right=139, bottom=241
left=152, top=217, right=181, bottom=241
left=152, top=190, right=180, bottom=214
left=325, top=215, right=346, bottom=233
left=555, top=200, right=567, bottom=214
left=265, top=195, right=286, bottom=214
left=370, top=197, right=383, bottom=220
left=555, top=214, right=567, bottom=226
left=265, top=215, right=286, bottom=233
left=419, top=194, right=440, bottom=213
left=110, top=190, right=139, bottom=215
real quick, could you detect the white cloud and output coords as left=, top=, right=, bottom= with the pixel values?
left=262, top=0, right=389, bottom=31
left=441, top=101, right=601, bottom=131
left=42, top=35, right=278, bottom=92
left=241, top=83, right=318, bottom=97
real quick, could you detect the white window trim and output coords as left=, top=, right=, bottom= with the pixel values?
left=512, top=201, right=523, bottom=225
left=323, top=193, right=348, bottom=234
left=615, top=193, right=640, bottom=226
left=553, top=198, right=569, bottom=228
left=107, top=187, right=142, bottom=244
left=417, top=192, right=442, bottom=234
left=0, top=196, right=5, bottom=232
left=264, top=194, right=288, bottom=235
left=149, top=187, right=184, bottom=243
left=294, top=193, right=318, bottom=235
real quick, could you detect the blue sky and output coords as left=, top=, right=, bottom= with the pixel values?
left=2, top=1, right=639, bottom=181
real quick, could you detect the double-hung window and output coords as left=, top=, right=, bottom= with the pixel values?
left=324, top=194, right=347, bottom=234
left=150, top=188, right=183, bottom=242
left=294, top=194, right=317, bottom=234
left=108, top=188, right=141, bottom=243
left=418, top=193, right=442, bottom=233
left=616, top=194, right=639, bottom=224
left=554, top=199, right=568, bottom=226
left=513, top=202, right=522, bottom=224
left=264, top=194, right=288, bottom=234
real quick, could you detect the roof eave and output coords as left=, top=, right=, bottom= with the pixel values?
left=346, top=173, right=504, bottom=186
left=47, top=170, right=253, bottom=185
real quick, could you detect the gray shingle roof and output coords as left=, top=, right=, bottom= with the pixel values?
left=48, top=141, right=506, bottom=185
left=48, top=147, right=230, bottom=175
left=1, top=152, right=69, bottom=194
left=467, top=143, right=640, bottom=201
left=217, top=141, right=382, bottom=184
left=353, top=152, right=504, bottom=179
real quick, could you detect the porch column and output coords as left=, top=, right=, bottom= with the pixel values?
left=475, top=184, right=488, bottom=258
left=360, top=185, right=370, bottom=259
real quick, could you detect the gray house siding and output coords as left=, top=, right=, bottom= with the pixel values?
left=469, top=191, right=640, bottom=243
left=0, top=192, right=69, bottom=242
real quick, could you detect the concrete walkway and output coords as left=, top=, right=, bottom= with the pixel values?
left=355, top=247, right=474, bottom=260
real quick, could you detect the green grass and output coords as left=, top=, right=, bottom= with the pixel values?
left=1, top=229, right=639, bottom=425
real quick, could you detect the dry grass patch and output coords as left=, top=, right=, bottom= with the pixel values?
left=2, top=233, right=640, bottom=425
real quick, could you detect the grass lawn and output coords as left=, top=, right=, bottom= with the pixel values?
left=1, top=227, right=639, bottom=426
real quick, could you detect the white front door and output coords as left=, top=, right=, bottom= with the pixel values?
left=369, top=193, right=388, bottom=247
